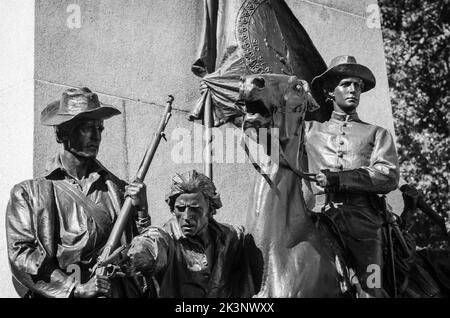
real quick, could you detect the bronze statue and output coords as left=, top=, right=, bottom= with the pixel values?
left=239, top=74, right=354, bottom=297
left=126, top=170, right=255, bottom=298
left=188, top=0, right=446, bottom=297
left=190, top=0, right=356, bottom=297
left=239, top=71, right=450, bottom=298
left=304, top=55, right=400, bottom=296
left=189, top=0, right=329, bottom=127
left=5, top=87, right=150, bottom=298
left=393, top=184, right=450, bottom=297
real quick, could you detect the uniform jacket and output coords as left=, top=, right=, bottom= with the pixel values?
left=131, top=217, right=255, bottom=298
left=304, top=110, right=400, bottom=209
left=5, top=154, right=149, bottom=297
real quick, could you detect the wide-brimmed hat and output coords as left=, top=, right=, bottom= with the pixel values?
left=40, top=87, right=121, bottom=126
left=311, top=55, right=376, bottom=93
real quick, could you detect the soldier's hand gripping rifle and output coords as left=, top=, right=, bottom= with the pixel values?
left=93, top=95, right=174, bottom=279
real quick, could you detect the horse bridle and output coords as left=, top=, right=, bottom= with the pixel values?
left=241, top=98, right=318, bottom=185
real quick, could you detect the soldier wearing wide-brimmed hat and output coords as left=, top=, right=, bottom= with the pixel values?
left=310, top=55, right=376, bottom=94
left=304, top=56, right=400, bottom=297
left=40, top=87, right=121, bottom=126
left=40, top=87, right=122, bottom=159
left=6, top=87, right=150, bottom=298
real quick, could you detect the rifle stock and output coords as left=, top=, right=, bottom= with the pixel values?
left=95, top=95, right=174, bottom=277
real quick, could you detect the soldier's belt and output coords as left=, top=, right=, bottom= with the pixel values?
left=317, top=193, right=373, bottom=207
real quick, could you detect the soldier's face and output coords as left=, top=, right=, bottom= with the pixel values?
left=173, top=192, right=209, bottom=238
left=331, top=77, right=363, bottom=111
left=68, top=119, right=104, bottom=158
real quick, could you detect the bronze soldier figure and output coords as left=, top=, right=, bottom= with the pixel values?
left=305, top=56, right=400, bottom=297
left=398, top=184, right=450, bottom=297
left=126, top=170, right=255, bottom=298
left=6, top=87, right=150, bottom=298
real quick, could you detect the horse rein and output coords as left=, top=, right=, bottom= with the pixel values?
left=271, top=99, right=318, bottom=183
left=278, top=149, right=318, bottom=183
left=241, top=99, right=319, bottom=186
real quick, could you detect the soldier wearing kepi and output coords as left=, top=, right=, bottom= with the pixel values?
left=6, top=87, right=150, bottom=298
left=305, top=56, right=400, bottom=297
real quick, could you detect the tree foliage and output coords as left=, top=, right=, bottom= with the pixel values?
left=379, top=0, right=450, bottom=247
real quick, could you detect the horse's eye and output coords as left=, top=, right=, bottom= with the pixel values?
left=252, top=77, right=265, bottom=88
left=295, top=84, right=302, bottom=91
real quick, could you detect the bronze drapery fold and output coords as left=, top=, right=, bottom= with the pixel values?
left=189, top=0, right=330, bottom=127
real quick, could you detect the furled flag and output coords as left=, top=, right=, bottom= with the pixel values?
left=189, top=0, right=331, bottom=126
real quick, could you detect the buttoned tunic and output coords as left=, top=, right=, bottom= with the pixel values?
left=305, top=111, right=400, bottom=210
left=304, top=111, right=400, bottom=296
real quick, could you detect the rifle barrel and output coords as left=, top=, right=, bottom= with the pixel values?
left=417, top=197, right=447, bottom=233
left=95, top=95, right=174, bottom=276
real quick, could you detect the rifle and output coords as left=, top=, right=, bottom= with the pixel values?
left=399, top=184, right=448, bottom=235
left=93, top=95, right=174, bottom=278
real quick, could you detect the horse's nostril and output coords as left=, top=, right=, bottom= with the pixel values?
left=252, top=77, right=265, bottom=88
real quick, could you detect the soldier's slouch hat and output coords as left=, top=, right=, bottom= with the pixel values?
left=40, top=87, right=120, bottom=126
left=311, top=55, right=376, bottom=93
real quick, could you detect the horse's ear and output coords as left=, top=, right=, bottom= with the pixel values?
left=300, top=79, right=310, bottom=91
left=300, top=80, right=320, bottom=112
left=306, top=95, right=320, bottom=112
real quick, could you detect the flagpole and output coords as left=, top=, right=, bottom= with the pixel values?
left=204, top=90, right=213, bottom=180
